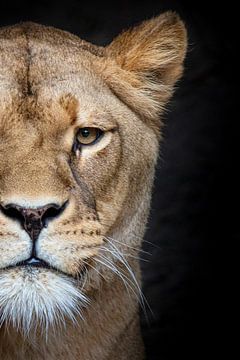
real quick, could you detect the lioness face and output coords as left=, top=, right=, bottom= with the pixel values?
left=0, top=13, right=186, bottom=335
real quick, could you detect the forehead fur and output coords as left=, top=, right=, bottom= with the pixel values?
left=0, top=22, right=103, bottom=93
left=0, top=13, right=187, bottom=134
left=0, top=22, right=115, bottom=138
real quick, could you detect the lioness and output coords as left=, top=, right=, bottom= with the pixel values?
left=0, top=12, right=187, bottom=359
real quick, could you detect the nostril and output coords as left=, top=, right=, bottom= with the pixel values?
left=0, top=204, right=25, bottom=225
left=42, top=200, right=69, bottom=227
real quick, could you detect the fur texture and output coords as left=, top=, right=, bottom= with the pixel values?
left=0, top=268, right=88, bottom=336
left=0, top=12, right=187, bottom=359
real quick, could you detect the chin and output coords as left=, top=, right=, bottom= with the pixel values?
left=0, top=267, right=88, bottom=337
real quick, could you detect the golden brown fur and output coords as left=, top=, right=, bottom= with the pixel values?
left=0, top=12, right=187, bottom=359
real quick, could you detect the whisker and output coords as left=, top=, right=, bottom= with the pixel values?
left=82, top=259, right=107, bottom=282
left=99, top=220, right=159, bottom=249
left=105, top=244, right=146, bottom=308
left=104, top=236, right=151, bottom=256
left=100, top=247, right=150, bottom=263
left=142, top=239, right=161, bottom=250
left=97, top=249, right=149, bottom=320
left=97, top=254, right=140, bottom=302
left=104, top=240, right=153, bottom=318
left=94, top=256, right=137, bottom=300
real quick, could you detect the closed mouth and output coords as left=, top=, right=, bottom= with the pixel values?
left=2, top=257, right=68, bottom=277
left=3, top=257, right=87, bottom=280
left=16, top=257, right=52, bottom=270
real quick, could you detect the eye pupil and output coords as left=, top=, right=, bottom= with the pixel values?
left=74, top=127, right=103, bottom=151
left=81, top=128, right=90, bottom=137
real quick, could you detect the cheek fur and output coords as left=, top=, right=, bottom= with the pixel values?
left=77, top=133, right=122, bottom=197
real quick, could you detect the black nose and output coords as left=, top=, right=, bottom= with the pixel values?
left=0, top=202, right=68, bottom=241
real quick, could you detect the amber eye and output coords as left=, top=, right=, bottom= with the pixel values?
left=76, top=127, right=103, bottom=146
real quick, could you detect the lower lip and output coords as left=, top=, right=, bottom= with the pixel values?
left=15, top=259, right=51, bottom=270
left=3, top=261, right=88, bottom=280
left=19, top=264, right=87, bottom=281
left=22, top=262, right=51, bottom=270
left=16, top=265, right=75, bottom=282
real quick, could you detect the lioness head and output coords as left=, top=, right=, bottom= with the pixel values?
left=0, top=12, right=186, bottom=336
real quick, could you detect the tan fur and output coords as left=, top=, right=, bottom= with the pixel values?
left=0, top=12, right=187, bottom=359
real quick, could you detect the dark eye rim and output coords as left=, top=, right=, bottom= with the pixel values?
left=72, top=127, right=104, bottom=152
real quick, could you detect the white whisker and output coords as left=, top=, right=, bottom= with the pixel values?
left=94, top=257, right=135, bottom=299
left=105, top=241, right=147, bottom=313
left=104, top=236, right=151, bottom=256
left=101, top=247, right=150, bottom=263
left=82, top=259, right=107, bottom=282
left=101, top=239, right=153, bottom=319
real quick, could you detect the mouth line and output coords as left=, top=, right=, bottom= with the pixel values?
left=2, top=257, right=87, bottom=281
left=16, top=257, right=51, bottom=269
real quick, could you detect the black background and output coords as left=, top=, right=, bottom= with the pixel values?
left=0, top=1, right=236, bottom=359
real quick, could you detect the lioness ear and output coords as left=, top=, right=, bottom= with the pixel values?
left=104, top=12, right=187, bottom=127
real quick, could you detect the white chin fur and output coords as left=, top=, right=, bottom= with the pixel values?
left=0, top=268, right=88, bottom=337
